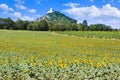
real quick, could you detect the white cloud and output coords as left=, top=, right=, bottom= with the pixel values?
left=21, top=16, right=34, bottom=21
left=14, top=0, right=24, bottom=4
left=11, top=12, right=34, bottom=21
left=36, top=0, right=48, bottom=4
left=12, top=12, right=22, bottom=18
left=63, top=3, right=120, bottom=29
left=63, top=2, right=79, bottom=8
left=14, top=0, right=26, bottom=10
left=15, top=4, right=26, bottom=10
left=0, top=3, right=14, bottom=13
left=28, top=9, right=36, bottom=13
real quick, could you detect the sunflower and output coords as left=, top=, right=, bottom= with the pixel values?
left=60, top=63, right=66, bottom=69
left=58, top=60, right=63, bottom=65
left=97, top=63, right=102, bottom=68
left=83, top=60, right=89, bottom=65
left=31, top=56, right=35, bottom=61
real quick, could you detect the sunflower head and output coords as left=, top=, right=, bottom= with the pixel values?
left=97, top=63, right=102, bottom=68
left=60, top=63, right=66, bottom=69
left=58, top=60, right=63, bottom=65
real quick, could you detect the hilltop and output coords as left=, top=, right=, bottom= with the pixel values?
left=38, top=8, right=77, bottom=24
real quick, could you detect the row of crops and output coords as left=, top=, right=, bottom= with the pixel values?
left=56, top=31, right=120, bottom=39
left=0, top=30, right=120, bottom=79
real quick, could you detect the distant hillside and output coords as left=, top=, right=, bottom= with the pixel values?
left=38, top=8, right=77, bottom=24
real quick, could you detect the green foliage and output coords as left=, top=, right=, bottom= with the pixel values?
left=14, top=19, right=23, bottom=30
left=27, top=20, right=49, bottom=31
left=27, top=22, right=36, bottom=30
left=0, top=17, right=14, bottom=29
left=53, top=23, right=66, bottom=31
left=83, top=20, right=88, bottom=27
left=89, top=24, right=113, bottom=31
left=14, top=19, right=30, bottom=30
left=23, top=21, right=30, bottom=30
left=37, top=20, right=49, bottom=31
left=48, top=23, right=78, bottom=31
left=77, top=23, right=85, bottom=31
left=0, top=18, right=5, bottom=29
left=56, top=31, right=120, bottom=39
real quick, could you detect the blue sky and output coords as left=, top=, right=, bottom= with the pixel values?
left=0, top=0, right=120, bottom=29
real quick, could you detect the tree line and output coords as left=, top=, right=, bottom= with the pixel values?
left=0, top=17, right=115, bottom=31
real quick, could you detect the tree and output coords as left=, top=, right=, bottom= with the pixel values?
left=0, top=17, right=14, bottom=29
left=83, top=20, right=88, bottom=27
left=39, top=20, right=49, bottom=31
left=27, top=22, right=36, bottom=30
left=82, top=20, right=88, bottom=30
left=89, top=24, right=113, bottom=31
left=14, top=19, right=24, bottom=30
left=70, top=24, right=78, bottom=31
left=77, top=23, right=85, bottom=31
left=23, top=21, right=29, bottom=30
left=48, top=22, right=54, bottom=31
left=53, top=23, right=66, bottom=31
left=4, top=17, right=14, bottom=29
left=27, top=20, right=49, bottom=31
left=35, top=20, right=48, bottom=31
left=65, top=23, right=71, bottom=31
left=0, top=18, right=5, bottom=29
left=14, top=19, right=30, bottom=30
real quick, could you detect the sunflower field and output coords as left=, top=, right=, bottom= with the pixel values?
left=0, top=30, right=120, bottom=80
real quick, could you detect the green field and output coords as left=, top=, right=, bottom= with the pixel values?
left=0, top=30, right=120, bottom=80
left=56, top=31, right=120, bottom=39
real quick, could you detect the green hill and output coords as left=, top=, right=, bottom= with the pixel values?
left=38, top=8, right=77, bottom=24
